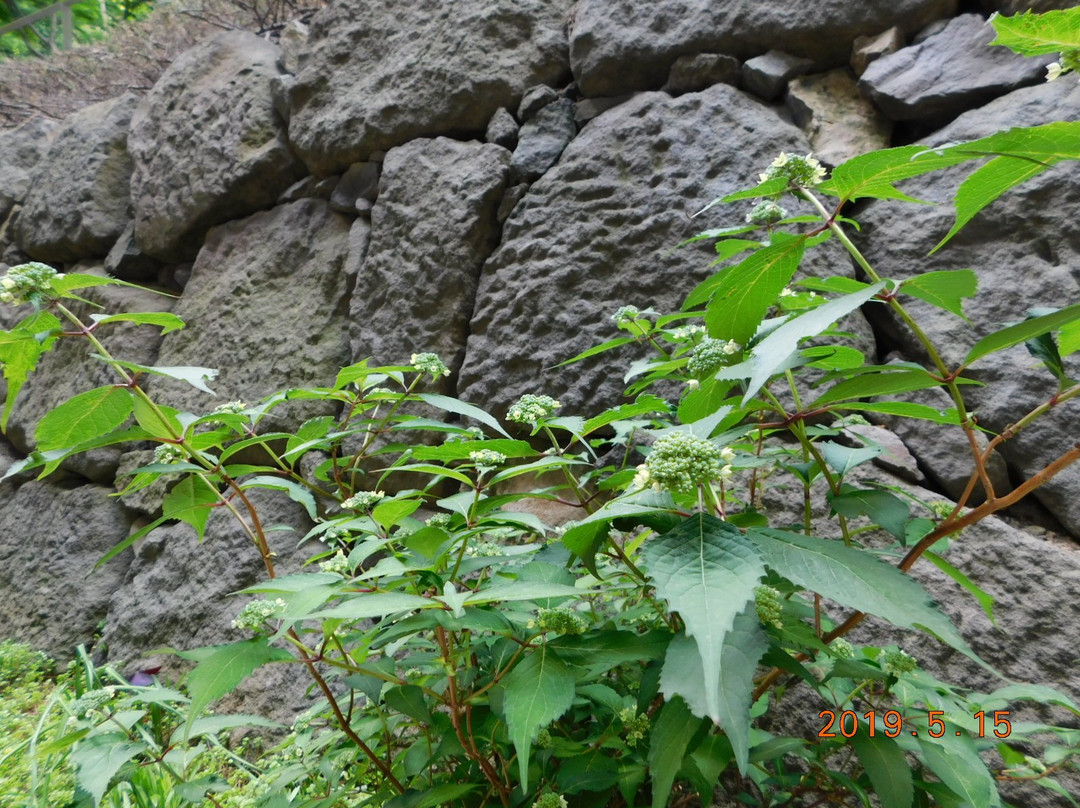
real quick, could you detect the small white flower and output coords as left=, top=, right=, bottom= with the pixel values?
left=341, top=490, right=385, bottom=511
left=1047, top=61, right=1064, bottom=81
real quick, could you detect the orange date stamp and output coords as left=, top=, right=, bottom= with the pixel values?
left=818, top=709, right=1012, bottom=739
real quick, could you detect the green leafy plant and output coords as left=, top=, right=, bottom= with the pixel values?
left=3, top=8, right=1080, bottom=808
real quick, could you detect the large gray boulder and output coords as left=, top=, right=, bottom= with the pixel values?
left=104, top=492, right=318, bottom=725
left=568, top=0, right=957, bottom=97
left=287, top=0, right=573, bottom=176
left=15, top=95, right=137, bottom=263
left=129, top=31, right=306, bottom=262
left=786, top=69, right=892, bottom=167
left=458, top=83, right=827, bottom=416
left=856, top=78, right=1080, bottom=536
left=859, top=14, right=1048, bottom=122
left=0, top=117, right=58, bottom=223
left=151, top=199, right=353, bottom=416
left=350, top=138, right=510, bottom=384
left=0, top=481, right=133, bottom=661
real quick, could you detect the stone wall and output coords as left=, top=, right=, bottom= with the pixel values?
left=0, top=0, right=1078, bottom=785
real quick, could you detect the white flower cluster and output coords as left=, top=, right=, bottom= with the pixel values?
left=318, top=551, right=351, bottom=575
left=469, top=449, right=506, bottom=466
left=444, top=426, right=485, bottom=443
left=153, top=444, right=185, bottom=464
left=426, top=513, right=452, bottom=529
left=829, top=638, right=855, bottom=659
left=465, top=540, right=503, bottom=558
left=535, top=607, right=588, bottom=636
left=0, top=262, right=58, bottom=307
left=633, top=432, right=734, bottom=493
left=507, top=393, right=561, bottom=423
left=669, top=324, right=706, bottom=341
left=759, top=152, right=827, bottom=189
left=1046, top=50, right=1080, bottom=81
left=611, top=305, right=642, bottom=325
left=878, top=648, right=917, bottom=676
left=687, top=337, right=741, bottom=377
left=341, top=490, right=385, bottom=511
left=532, top=793, right=568, bottom=808
left=232, top=598, right=287, bottom=631
left=746, top=199, right=788, bottom=225
left=410, top=352, right=449, bottom=378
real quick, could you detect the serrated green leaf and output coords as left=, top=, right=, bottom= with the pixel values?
left=742, top=283, right=885, bottom=405
left=557, top=751, right=622, bottom=794
left=239, top=476, right=318, bottom=521
left=989, top=9, right=1080, bottom=57
left=71, top=734, right=148, bottom=807
left=306, top=592, right=436, bottom=621
left=924, top=550, right=998, bottom=627
left=833, top=401, right=961, bottom=425
left=660, top=611, right=767, bottom=774
left=162, top=475, right=218, bottom=541
left=89, top=311, right=186, bottom=334
left=932, top=157, right=1049, bottom=254
left=915, top=736, right=1000, bottom=808
left=811, top=368, right=952, bottom=407
left=853, top=733, right=914, bottom=808
left=1058, top=319, right=1080, bottom=357
left=901, top=270, right=978, bottom=319
left=186, top=714, right=282, bottom=738
left=554, top=336, right=637, bottom=367
left=178, top=639, right=294, bottom=735
left=130, top=396, right=183, bottom=439
left=0, top=311, right=61, bottom=431
left=548, top=630, right=670, bottom=671
left=410, top=439, right=537, bottom=462
left=819, top=145, right=972, bottom=203
left=647, top=696, right=700, bottom=808
left=502, top=644, right=575, bottom=788
left=372, top=497, right=422, bottom=530
left=700, top=235, right=807, bottom=342
left=978, top=683, right=1079, bottom=715
left=643, top=514, right=765, bottom=727
left=748, top=528, right=988, bottom=669
left=95, top=357, right=218, bottom=394
left=828, top=487, right=910, bottom=539
left=385, top=684, right=433, bottom=724
left=34, top=385, right=132, bottom=451
left=818, top=441, right=882, bottom=478
left=582, top=395, right=668, bottom=436
left=49, top=272, right=165, bottom=297
left=417, top=393, right=511, bottom=438
left=964, top=302, right=1080, bottom=367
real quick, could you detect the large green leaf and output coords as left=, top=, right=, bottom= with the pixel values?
left=240, top=476, right=318, bottom=521
left=659, top=609, right=767, bottom=774
left=647, top=696, right=700, bottom=808
left=932, top=158, right=1049, bottom=254
left=915, top=736, right=1000, bottom=808
left=178, top=639, right=293, bottom=735
left=557, top=751, right=622, bottom=794
left=935, top=122, right=1080, bottom=251
left=0, top=311, right=61, bottom=431
left=989, top=9, right=1080, bottom=57
left=828, top=487, right=911, bottom=540
left=852, top=733, right=914, bottom=808
left=89, top=311, right=186, bottom=334
left=162, top=475, right=219, bottom=541
left=741, top=283, right=885, bottom=405
left=410, top=438, right=537, bottom=461
left=819, top=145, right=972, bottom=203
left=501, top=644, right=575, bottom=787
left=818, top=441, right=882, bottom=479
left=699, top=234, right=807, bottom=342
left=71, top=734, right=148, bottom=807
left=747, top=528, right=987, bottom=669
left=418, top=393, right=511, bottom=438
left=643, top=514, right=765, bottom=726
left=963, top=302, right=1080, bottom=367
left=34, top=385, right=132, bottom=451
left=811, top=367, right=952, bottom=407
left=548, top=630, right=670, bottom=671
left=901, top=270, right=978, bottom=319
